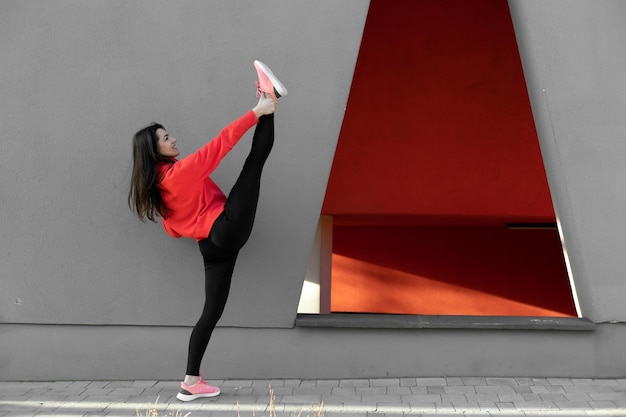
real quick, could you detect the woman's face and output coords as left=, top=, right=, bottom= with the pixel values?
left=156, top=128, right=180, bottom=158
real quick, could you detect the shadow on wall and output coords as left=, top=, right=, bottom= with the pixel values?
left=331, top=225, right=575, bottom=316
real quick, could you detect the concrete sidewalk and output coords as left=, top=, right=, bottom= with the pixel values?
left=1, top=377, right=626, bottom=416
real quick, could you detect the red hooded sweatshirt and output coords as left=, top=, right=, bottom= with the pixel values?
left=157, top=110, right=258, bottom=241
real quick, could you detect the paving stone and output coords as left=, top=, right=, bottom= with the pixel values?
left=0, top=402, right=42, bottom=412
left=80, top=395, right=118, bottom=403
left=162, top=401, right=207, bottom=413
left=548, top=378, right=575, bottom=386
left=82, top=388, right=116, bottom=397
left=400, top=394, right=442, bottom=404
left=443, top=385, right=475, bottom=395
left=527, top=378, right=552, bottom=386
left=539, top=393, right=569, bottom=402
left=409, top=386, right=428, bottom=395
left=2, top=412, right=37, bottom=417
left=131, top=380, right=157, bottom=388
left=612, top=385, right=626, bottom=393
left=339, top=379, right=370, bottom=387
left=322, top=394, right=362, bottom=404
left=207, top=411, right=240, bottom=417
left=590, top=392, right=626, bottom=401
left=531, top=385, right=566, bottom=394
left=316, top=379, right=340, bottom=387
left=414, top=377, right=447, bottom=386
left=107, top=388, right=145, bottom=397
left=138, top=387, right=169, bottom=397
left=375, top=402, right=411, bottom=413
left=103, top=381, right=135, bottom=388
left=386, top=386, right=411, bottom=395
left=0, top=387, right=39, bottom=396
left=416, top=414, right=451, bottom=417
left=514, top=377, right=535, bottom=385
left=452, top=401, right=481, bottom=412
left=426, top=386, right=445, bottom=394
left=231, top=387, right=254, bottom=396
left=552, top=400, right=592, bottom=409
left=17, top=382, right=59, bottom=389
left=83, top=381, right=109, bottom=389
left=293, top=386, right=332, bottom=395
left=461, top=377, right=486, bottom=385
left=475, top=384, right=516, bottom=395
left=249, top=379, right=272, bottom=389
left=593, top=379, right=623, bottom=387
left=521, top=392, right=543, bottom=402
left=514, top=384, right=534, bottom=393
left=283, top=379, right=302, bottom=387
left=588, top=400, right=619, bottom=409
left=359, top=394, right=401, bottom=404
left=440, top=393, right=466, bottom=403
left=495, top=401, right=516, bottom=411
left=610, top=399, right=626, bottom=407
left=436, top=402, right=457, bottom=413
left=219, top=380, right=253, bottom=388
left=331, top=386, right=357, bottom=396
left=444, top=377, right=464, bottom=386
left=565, top=385, right=615, bottom=394
left=407, top=401, right=438, bottom=413
left=370, top=378, right=399, bottom=387
left=516, top=400, right=559, bottom=410
left=261, top=386, right=293, bottom=396
left=336, top=403, right=377, bottom=413
left=355, top=387, right=386, bottom=396
left=465, top=393, right=500, bottom=403
left=152, top=380, right=179, bottom=389
left=299, top=380, right=318, bottom=388
left=486, top=377, right=519, bottom=386
left=279, top=394, right=322, bottom=404
left=268, top=379, right=292, bottom=388
left=250, top=385, right=273, bottom=396
left=572, top=378, right=596, bottom=386
left=399, top=377, right=417, bottom=387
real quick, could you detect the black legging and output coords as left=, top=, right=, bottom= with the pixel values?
left=186, top=114, right=274, bottom=376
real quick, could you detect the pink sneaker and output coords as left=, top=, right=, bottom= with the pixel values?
left=176, top=375, right=221, bottom=401
left=254, top=60, right=288, bottom=102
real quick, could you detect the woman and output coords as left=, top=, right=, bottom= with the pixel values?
left=128, top=61, right=287, bottom=401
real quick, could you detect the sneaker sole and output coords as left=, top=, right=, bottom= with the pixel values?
left=254, top=60, right=288, bottom=97
left=176, top=389, right=220, bottom=401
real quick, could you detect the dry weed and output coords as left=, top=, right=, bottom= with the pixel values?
left=138, top=385, right=325, bottom=417
left=135, top=396, right=190, bottom=417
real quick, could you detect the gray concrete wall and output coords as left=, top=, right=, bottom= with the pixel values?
left=0, top=1, right=368, bottom=329
left=3, top=323, right=626, bottom=380
left=508, top=0, right=626, bottom=323
left=4, top=0, right=626, bottom=381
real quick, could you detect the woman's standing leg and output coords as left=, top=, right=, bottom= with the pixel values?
left=186, top=243, right=238, bottom=376
left=177, top=240, right=237, bottom=401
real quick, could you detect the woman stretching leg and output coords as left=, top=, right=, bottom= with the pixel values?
left=186, top=113, right=274, bottom=383
left=128, top=61, right=287, bottom=401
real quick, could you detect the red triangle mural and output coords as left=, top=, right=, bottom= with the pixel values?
left=322, top=0, right=576, bottom=316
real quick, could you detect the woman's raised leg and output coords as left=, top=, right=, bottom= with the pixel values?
left=208, top=113, right=274, bottom=251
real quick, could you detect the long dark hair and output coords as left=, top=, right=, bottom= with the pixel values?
left=128, top=123, right=172, bottom=222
